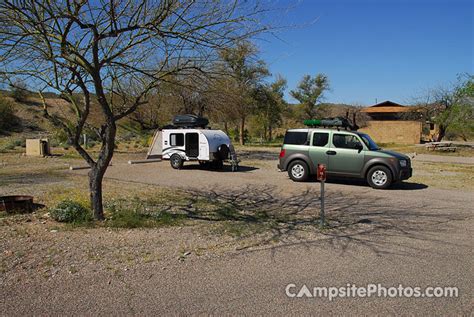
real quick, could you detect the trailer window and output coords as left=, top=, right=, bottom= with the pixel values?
left=170, top=133, right=184, bottom=146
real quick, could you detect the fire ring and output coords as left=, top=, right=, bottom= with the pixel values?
left=0, top=196, right=34, bottom=213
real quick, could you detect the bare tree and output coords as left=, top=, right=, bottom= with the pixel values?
left=0, top=0, right=268, bottom=219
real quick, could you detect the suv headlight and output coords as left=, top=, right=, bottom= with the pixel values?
left=399, top=159, right=407, bottom=167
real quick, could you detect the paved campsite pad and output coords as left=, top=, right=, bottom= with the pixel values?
left=1, top=152, right=474, bottom=315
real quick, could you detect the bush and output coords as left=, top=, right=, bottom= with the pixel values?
left=0, top=138, right=24, bottom=152
left=50, top=199, right=92, bottom=223
left=0, top=97, right=20, bottom=132
left=11, top=87, right=27, bottom=103
left=13, top=138, right=25, bottom=147
left=10, top=81, right=28, bottom=102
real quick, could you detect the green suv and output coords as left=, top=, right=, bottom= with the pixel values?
left=278, top=128, right=412, bottom=189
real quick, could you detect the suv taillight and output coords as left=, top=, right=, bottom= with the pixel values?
left=279, top=149, right=286, bottom=158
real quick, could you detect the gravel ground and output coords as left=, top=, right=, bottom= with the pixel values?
left=1, top=151, right=473, bottom=315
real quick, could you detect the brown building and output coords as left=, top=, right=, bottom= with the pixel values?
left=358, top=101, right=426, bottom=144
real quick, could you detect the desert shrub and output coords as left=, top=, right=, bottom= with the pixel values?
left=21, top=121, right=39, bottom=131
left=50, top=199, right=92, bottom=223
left=11, top=82, right=28, bottom=102
left=0, top=97, right=20, bottom=132
left=50, top=128, right=69, bottom=146
left=0, top=138, right=24, bottom=152
left=13, top=138, right=25, bottom=147
left=0, top=141, right=15, bottom=152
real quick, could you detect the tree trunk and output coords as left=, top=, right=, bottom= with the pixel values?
left=88, top=121, right=116, bottom=220
left=88, top=167, right=105, bottom=220
left=268, top=125, right=273, bottom=142
left=224, top=121, right=229, bottom=135
left=239, top=117, right=245, bottom=145
left=436, top=125, right=446, bottom=142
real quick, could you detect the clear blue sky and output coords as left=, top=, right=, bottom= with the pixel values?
left=257, top=0, right=473, bottom=106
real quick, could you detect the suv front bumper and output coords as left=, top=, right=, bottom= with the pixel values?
left=399, top=167, right=412, bottom=180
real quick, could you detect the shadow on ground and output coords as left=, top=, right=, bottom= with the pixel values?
left=305, top=177, right=428, bottom=190
left=178, top=164, right=258, bottom=172
left=147, top=184, right=468, bottom=256
left=237, top=150, right=278, bottom=161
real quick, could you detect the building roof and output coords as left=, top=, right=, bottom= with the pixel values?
left=361, top=100, right=413, bottom=113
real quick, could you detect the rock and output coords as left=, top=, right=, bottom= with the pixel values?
left=50, top=229, right=58, bottom=233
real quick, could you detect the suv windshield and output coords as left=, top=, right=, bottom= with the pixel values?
left=358, top=133, right=380, bottom=150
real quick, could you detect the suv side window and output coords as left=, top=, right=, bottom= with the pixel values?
left=284, top=131, right=309, bottom=145
left=332, top=134, right=362, bottom=150
left=170, top=133, right=184, bottom=146
left=312, top=132, right=329, bottom=147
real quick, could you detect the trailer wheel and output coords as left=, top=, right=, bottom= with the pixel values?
left=170, top=154, right=184, bottom=169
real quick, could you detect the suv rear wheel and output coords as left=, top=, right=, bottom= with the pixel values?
left=367, top=165, right=392, bottom=189
left=288, top=160, right=309, bottom=182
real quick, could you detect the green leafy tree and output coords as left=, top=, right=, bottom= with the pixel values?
left=290, top=74, right=329, bottom=119
left=254, top=75, right=287, bottom=141
left=217, top=42, right=269, bottom=145
left=427, top=74, right=474, bottom=141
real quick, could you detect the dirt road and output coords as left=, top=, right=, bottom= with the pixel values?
left=1, top=154, right=473, bottom=315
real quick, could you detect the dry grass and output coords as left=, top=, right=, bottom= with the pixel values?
left=410, top=161, right=474, bottom=190
left=382, top=143, right=474, bottom=157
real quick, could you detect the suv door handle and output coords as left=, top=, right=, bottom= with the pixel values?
left=326, top=150, right=337, bottom=155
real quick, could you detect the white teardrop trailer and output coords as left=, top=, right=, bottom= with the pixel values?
left=145, top=115, right=239, bottom=171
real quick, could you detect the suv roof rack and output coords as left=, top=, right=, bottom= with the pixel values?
left=303, top=117, right=358, bottom=131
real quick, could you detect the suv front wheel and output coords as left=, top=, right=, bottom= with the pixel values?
left=288, top=160, right=309, bottom=182
left=367, top=165, right=392, bottom=189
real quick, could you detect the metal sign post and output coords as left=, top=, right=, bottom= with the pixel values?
left=317, top=164, right=327, bottom=227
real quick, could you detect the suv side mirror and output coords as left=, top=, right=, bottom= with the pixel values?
left=355, top=143, right=363, bottom=153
